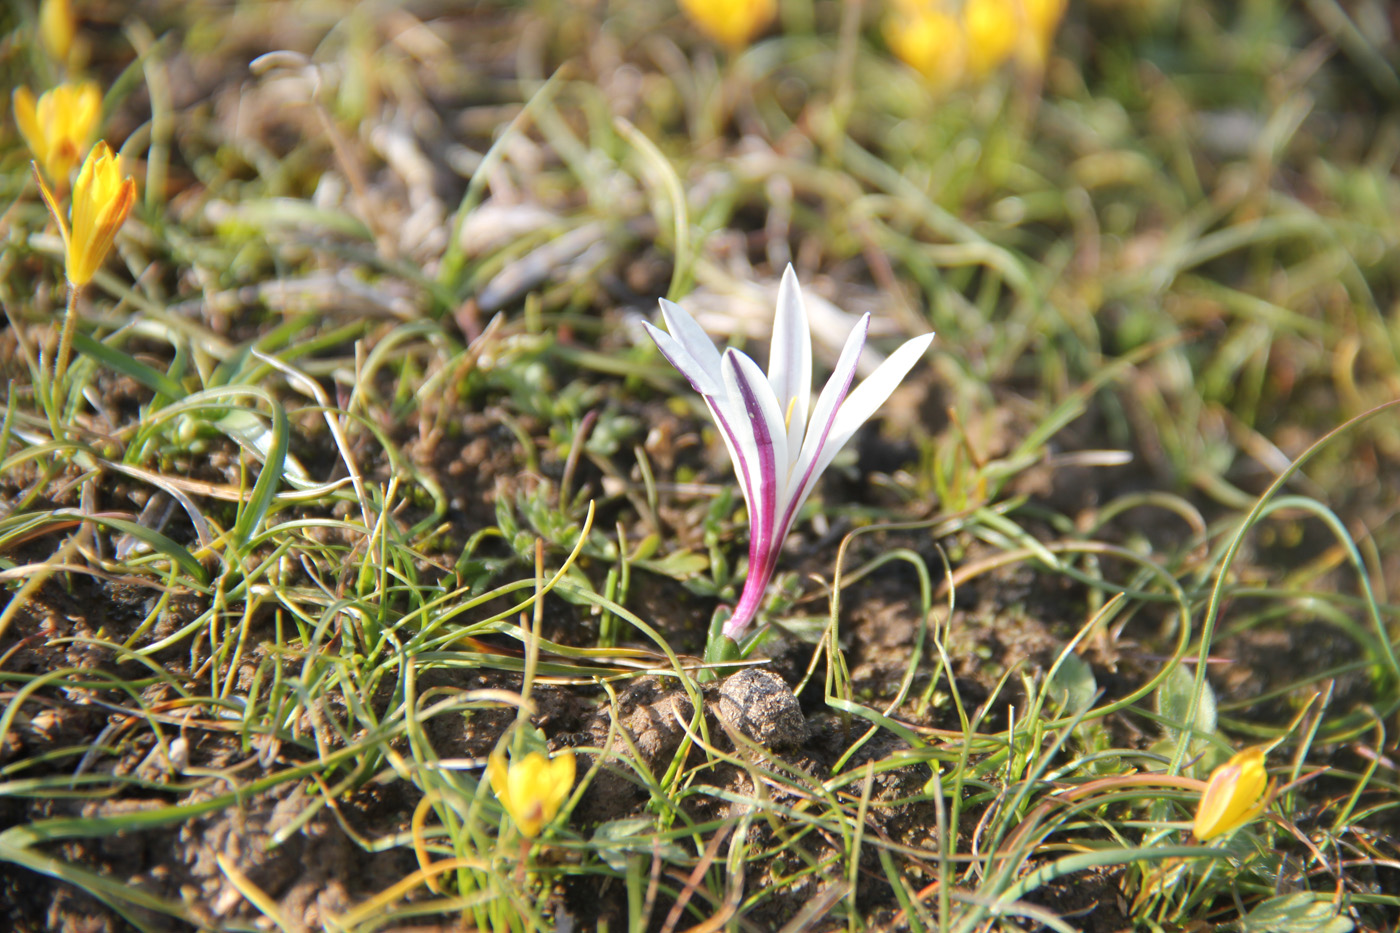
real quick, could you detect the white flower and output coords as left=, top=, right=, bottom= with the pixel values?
left=645, top=266, right=935, bottom=638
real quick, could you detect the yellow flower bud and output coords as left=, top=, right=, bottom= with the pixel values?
left=13, top=82, right=101, bottom=185
left=40, top=0, right=76, bottom=65
left=487, top=750, right=575, bottom=838
left=962, top=0, right=1019, bottom=76
left=1193, top=746, right=1271, bottom=842
left=34, top=140, right=136, bottom=287
left=678, top=0, right=777, bottom=49
left=886, top=3, right=967, bottom=87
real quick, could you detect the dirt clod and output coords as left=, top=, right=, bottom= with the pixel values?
left=713, top=668, right=805, bottom=747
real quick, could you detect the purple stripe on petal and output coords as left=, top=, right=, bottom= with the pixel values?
left=645, top=322, right=723, bottom=398
left=723, top=350, right=781, bottom=638
left=779, top=315, right=870, bottom=537
left=706, top=396, right=757, bottom=516
left=807, top=331, right=936, bottom=487
left=727, top=353, right=777, bottom=554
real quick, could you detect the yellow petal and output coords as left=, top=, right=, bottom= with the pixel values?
left=543, top=750, right=576, bottom=816
left=83, top=176, right=135, bottom=283
left=67, top=141, right=134, bottom=286
left=15, top=82, right=102, bottom=186
left=490, top=750, right=575, bottom=838
left=487, top=752, right=513, bottom=814
left=47, top=139, right=79, bottom=182
left=72, top=83, right=102, bottom=140
left=1015, top=0, right=1067, bottom=69
left=40, top=0, right=76, bottom=64
left=13, top=88, right=46, bottom=169
left=31, top=161, right=70, bottom=250
left=1193, top=746, right=1269, bottom=841
left=962, top=0, right=1019, bottom=76
left=886, top=6, right=966, bottom=87
left=679, top=0, right=777, bottom=48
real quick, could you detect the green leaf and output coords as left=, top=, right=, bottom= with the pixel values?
left=591, top=819, right=687, bottom=873
left=214, top=197, right=374, bottom=241
left=1156, top=661, right=1216, bottom=742
left=1241, top=893, right=1353, bottom=933
left=1047, top=651, right=1097, bottom=716
left=636, top=548, right=709, bottom=579
left=79, top=514, right=207, bottom=585
left=216, top=408, right=310, bottom=484
left=71, top=333, right=186, bottom=400
left=229, top=399, right=290, bottom=549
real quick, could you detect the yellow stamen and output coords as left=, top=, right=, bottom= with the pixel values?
left=784, top=395, right=799, bottom=432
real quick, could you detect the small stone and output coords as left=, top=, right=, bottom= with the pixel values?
left=713, top=669, right=805, bottom=748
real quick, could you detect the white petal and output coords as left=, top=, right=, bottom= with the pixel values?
left=704, top=396, right=758, bottom=515
left=807, top=331, right=936, bottom=483
left=722, top=349, right=790, bottom=541
left=782, top=313, right=870, bottom=524
left=644, top=321, right=723, bottom=398
left=659, top=298, right=724, bottom=384
left=646, top=315, right=752, bottom=509
left=767, top=265, right=812, bottom=460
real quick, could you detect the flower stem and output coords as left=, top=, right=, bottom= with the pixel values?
left=703, top=606, right=744, bottom=670
left=51, top=280, right=82, bottom=421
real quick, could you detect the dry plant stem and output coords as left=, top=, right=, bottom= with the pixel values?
left=52, top=281, right=82, bottom=418
left=513, top=835, right=530, bottom=887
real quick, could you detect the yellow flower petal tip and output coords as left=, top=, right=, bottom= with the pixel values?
left=887, top=0, right=1068, bottom=85
left=40, top=0, right=77, bottom=64
left=1193, top=746, right=1271, bottom=842
left=66, top=141, right=136, bottom=287
left=886, top=6, right=966, bottom=87
left=962, top=0, right=1020, bottom=76
left=488, top=750, right=576, bottom=839
left=678, top=0, right=777, bottom=49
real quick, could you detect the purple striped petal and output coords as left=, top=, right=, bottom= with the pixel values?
left=644, top=319, right=723, bottom=399
left=703, top=396, right=759, bottom=519
left=721, top=348, right=789, bottom=638
left=721, top=351, right=783, bottom=542
left=810, top=331, right=937, bottom=483
left=645, top=315, right=754, bottom=512
left=781, top=313, right=870, bottom=529
left=659, top=299, right=724, bottom=387
left=724, top=349, right=789, bottom=497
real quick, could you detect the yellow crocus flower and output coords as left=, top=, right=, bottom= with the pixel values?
left=1193, top=746, right=1272, bottom=842
left=961, top=0, right=1020, bottom=76
left=35, top=140, right=136, bottom=287
left=678, top=0, right=777, bottom=49
left=886, top=3, right=967, bottom=87
left=13, top=82, right=101, bottom=184
left=40, top=0, right=77, bottom=65
left=487, top=750, right=575, bottom=838
left=1016, top=0, right=1068, bottom=69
